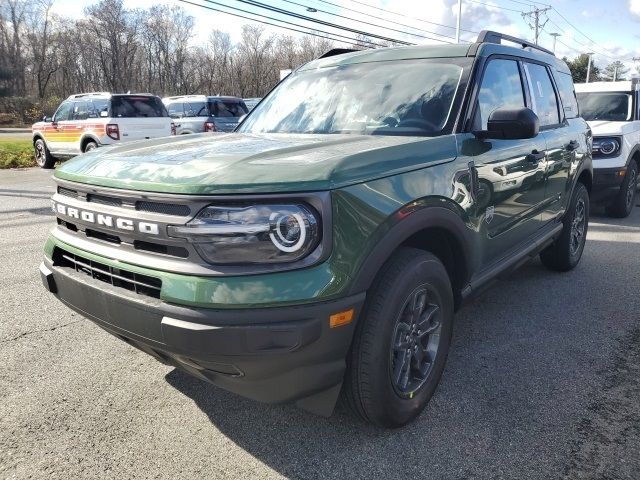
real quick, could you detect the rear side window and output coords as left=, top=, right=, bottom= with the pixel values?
left=208, top=100, right=248, bottom=118
left=523, top=63, right=560, bottom=127
left=555, top=72, right=579, bottom=119
left=475, top=59, right=525, bottom=130
left=92, top=99, right=109, bottom=117
left=167, top=102, right=184, bottom=118
left=72, top=101, right=93, bottom=120
left=184, top=102, right=208, bottom=117
left=111, top=96, right=168, bottom=118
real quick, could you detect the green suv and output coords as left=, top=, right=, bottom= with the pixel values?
left=40, top=31, right=592, bottom=428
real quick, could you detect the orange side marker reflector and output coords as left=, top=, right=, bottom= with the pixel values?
left=330, top=309, right=354, bottom=328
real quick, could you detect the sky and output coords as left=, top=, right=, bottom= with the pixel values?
left=50, top=0, right=640, bottom=73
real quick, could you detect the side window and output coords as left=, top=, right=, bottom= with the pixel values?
left=167, top=102, right=184, bottom=118
left=184, top=102, right=207, bottom=117
left=555, top=72, right=579, bottom=119
left=475, top=59, right=525, bottom=130
left=523, top=63, right=560, bottom=126
left=91, top=99, right=109, bottom=117
left=71, top=101, right=91, bottom=121
left=53, top=101, right=73, bottom=122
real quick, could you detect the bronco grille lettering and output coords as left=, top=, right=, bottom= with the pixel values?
left=52, top=200, right=160, bottom=235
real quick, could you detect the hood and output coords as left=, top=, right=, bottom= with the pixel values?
left=54, top=133, right=456, bottom=194
left=586, top=120, right=639, bottom=136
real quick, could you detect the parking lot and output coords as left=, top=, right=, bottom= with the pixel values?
left=1, top=167, right=639, bottom=479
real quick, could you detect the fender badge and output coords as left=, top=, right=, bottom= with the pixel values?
left=485, top=206, right=495, bottom=224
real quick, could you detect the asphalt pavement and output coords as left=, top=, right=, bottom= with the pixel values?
left=0, top=129, right=30, bottom=139
left=1, top=168, right=639, bottom=479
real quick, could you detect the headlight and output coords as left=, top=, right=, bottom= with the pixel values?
left=592, top=137, right=621, bottom=157
left=168, top=204, right=320, bottom=264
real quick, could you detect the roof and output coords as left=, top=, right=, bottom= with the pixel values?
left=574, top=81, right=636, bottom=93
left=300, top=33, right=568, bottom=74
left=301, top=44, right=471, bottom=71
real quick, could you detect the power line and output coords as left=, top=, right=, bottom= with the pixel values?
left=545, top=17, right=624, bottom=61
left=468, top=0, right=523, bottom=14
left=278, top=0, right=456, bottom=44
left=504, top=0, right=551, bottom=7
left=177, top=0, right=381, bottom=48
left=347, top=0, right=479, bottom=35
left=236, top=0, right=415, bottom=45
left=309, top=0, right=467, bottom=43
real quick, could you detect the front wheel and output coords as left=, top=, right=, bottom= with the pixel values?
left=34, top=138, right=55, bottom=169
left=343, top=248, right=454, bottom=428
left=606, top=163, right=638, bottom=218
left=540, top=182, right=589, bottom=272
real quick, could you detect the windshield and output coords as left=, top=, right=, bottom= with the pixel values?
left=110, top=96, right=168, bottom=118
left=238, top=59, right=465, bottom=136
left=209, top=100, right=248, bottom=118
left=576, top=92, right=632, bottom=121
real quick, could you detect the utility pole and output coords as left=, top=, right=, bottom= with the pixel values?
left=549, top=32, right=561, bottom=53
left=522, top=6, right=552, bottom=45
left=586, top=52, right=594, bottom=83
left=456, top=0, right=462, bottom=44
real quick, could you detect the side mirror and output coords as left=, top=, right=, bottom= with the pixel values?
left=43, top=116, right=53, bottom=123
left=480, top=107, right=539, bottom=140
left=99, top=110, right=109, bottom=118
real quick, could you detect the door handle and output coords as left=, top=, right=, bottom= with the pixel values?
left=566, top=140, right=579, bottom=151
left=526, top=150, right=545, bottom=164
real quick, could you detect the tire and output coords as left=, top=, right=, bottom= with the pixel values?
left=540, top=182, right=589, bottom=272
left=343, top=247, right=454, bottom=428
left=83, top=140, right=98, bottom=153
left=606, top=162, right=638, bottom=218
left=34, top=138, right=55, bottom=169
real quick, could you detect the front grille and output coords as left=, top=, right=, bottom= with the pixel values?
left=58, top=187, right=78, bottom=198
left=136, top=201, right=190, bottom=216
left=133, top=240, right=189, bottom=258
left=87, top=193, right=122, bottom=207
left=86, top=228, right=121, bottom=244
left=53, top=247, right=162, bottom=299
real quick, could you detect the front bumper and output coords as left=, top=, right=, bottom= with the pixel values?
left=591, top=166, right=627, bottom=203
left=40, top=256, right=365, bottom=415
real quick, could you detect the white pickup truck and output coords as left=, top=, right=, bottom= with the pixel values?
left=575, top=80, right=640, bottom=217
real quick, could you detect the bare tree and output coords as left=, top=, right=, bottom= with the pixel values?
left=83, top=0, right=141, bottom=93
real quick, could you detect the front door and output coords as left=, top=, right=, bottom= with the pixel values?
left=46, top=101, right=73, bottom=154
left=457, top=57, right=548, bottom=265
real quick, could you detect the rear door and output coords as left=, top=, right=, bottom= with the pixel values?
left=110, top=96, right=172, bottom=140
left=182, top=101, right=208, bottom=134
left=458, top=57, right=548, bottom=264
left=523, top=63, right=579, bottom=223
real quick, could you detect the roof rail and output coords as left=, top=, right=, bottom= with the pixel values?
left=318, top=48, right=360, bottom=59
left=68, top=92, right=111, bottom=99
left=475, top=30, right=554, bottom=56
left=163, top=94, right=207, bottom=101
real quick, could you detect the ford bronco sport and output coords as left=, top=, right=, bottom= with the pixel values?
left=575, top=80, right=640, bottom=217
left=32, top=92, right=174, bottom=169
left=40, top=31, right=592, bottom=428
